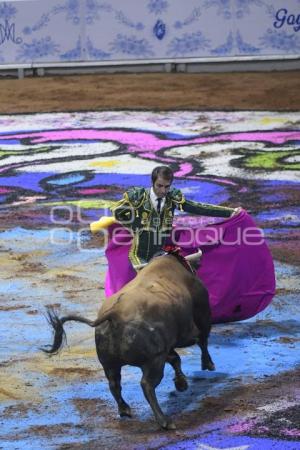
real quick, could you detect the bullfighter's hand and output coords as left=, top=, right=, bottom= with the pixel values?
left=230, top=207, right=242, bottom=217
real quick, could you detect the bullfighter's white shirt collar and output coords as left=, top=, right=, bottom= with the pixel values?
left=150, top=187, right=166, bottom=211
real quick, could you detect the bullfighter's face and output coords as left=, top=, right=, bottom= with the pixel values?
left=153, top=176, right=172, bottom=199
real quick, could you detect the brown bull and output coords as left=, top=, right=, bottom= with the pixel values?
left=42, top=253, right=215, bottom=430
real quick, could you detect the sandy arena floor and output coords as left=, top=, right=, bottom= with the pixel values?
left=0, top=71, right=299, bottom=113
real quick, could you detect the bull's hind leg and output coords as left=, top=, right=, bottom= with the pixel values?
left=167, top=350, right=188, bottom=392
left=141, top=355, right=176, bottom=430
left=198, top=334, right=215, bottom=371
left=193, top=306, right=215, bottom=371
left=103, top=363, right=132, bottom=417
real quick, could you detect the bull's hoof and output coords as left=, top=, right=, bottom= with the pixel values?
left=160, top=418, right=176, bottom=430
left=166, top=421, right=176, bottom=430
left=174, top=375, right=188, bottom=392
left=119, top=404, right=132, bottom=417
left=202, top=360, right=216, bottom=371
left=207, top=361, right=216, bottom=371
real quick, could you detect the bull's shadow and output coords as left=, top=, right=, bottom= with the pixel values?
left=160, top=318, right=300, bottom=418
left=118, top=362, right=229, bottom=421
left=162, top=366, right=229, bottom=418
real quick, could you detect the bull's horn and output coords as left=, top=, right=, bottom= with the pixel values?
left=134, top=262, right=147, bottom=270
left=185, top=249, right=202, bottom=261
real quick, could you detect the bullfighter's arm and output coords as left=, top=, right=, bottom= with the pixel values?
left=87, top=190, right=142, bottom=240
left=183, top=199, right=235, bottom=217
left=110, top=188, right=146, bottom=228
left=170, top=188, right=236, bottom=218
left=111, top=195, right=135, bottom=227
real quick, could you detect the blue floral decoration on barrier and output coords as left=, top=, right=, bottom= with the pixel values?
left=260, top=29, right=300, bottom=52
left=61, top=36, right=111, bottom=60
left=114, top=10, right=144, bottom=30
left=60, top=38, right=81, bottom=60
left=22, top=2, right=80, bottom=34
left=168, top=31, right=210, bottom=56
left=0, top=2, right=16, bottom=20
left=86, top=37, right=111, bottom=59
left=85, top=1, right=112, bottom=24
left=204, top=0, right=272, bottom=19
left=153, top=20, right=166, bottom=40
left=110, top=34, right=154, bottom=57
left=236, top=0, right=264, bottom=18
left=148, top=0, right=169, bottom=15
left=23, top=14, right=50, bottom=35
left=53, top=0, right=81, bottom=25
left=236, top=31, right=260, bottom=54
left=204, top=0, right=232, bottom=19
left=174, top=7, right=202, bottom=29
left=211, top=32, right=234, bottom=55
left=22, top=1, right=144, bottom=32
left=212, top=31, right=260, bottom=55
left=17, top=36, right=59, bottom=61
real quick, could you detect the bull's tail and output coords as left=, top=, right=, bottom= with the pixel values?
left=41, top=306, right=113, bottom=355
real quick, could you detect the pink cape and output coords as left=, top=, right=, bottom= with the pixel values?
left=104, top=210, right=275, bottom=323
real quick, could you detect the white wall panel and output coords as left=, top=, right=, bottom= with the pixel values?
left=0, top=0, right=299, bottom=66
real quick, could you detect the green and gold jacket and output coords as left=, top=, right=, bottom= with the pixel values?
left=111, top=187, right=234, bottom=267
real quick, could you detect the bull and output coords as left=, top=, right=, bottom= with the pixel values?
left=42, top=251, right=215, bottom=430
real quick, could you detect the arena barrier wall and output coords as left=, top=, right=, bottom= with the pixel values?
left=0, top=0, right=300, bottom=72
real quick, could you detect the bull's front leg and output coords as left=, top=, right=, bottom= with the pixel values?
left=166, top=349, right=188, bottom=392
left=141, top=355, right=176, bottom=430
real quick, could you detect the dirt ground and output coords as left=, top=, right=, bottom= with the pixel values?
left=0, top=70, right=299, bottom=113
left=0, top=70, right=299, bottom=449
